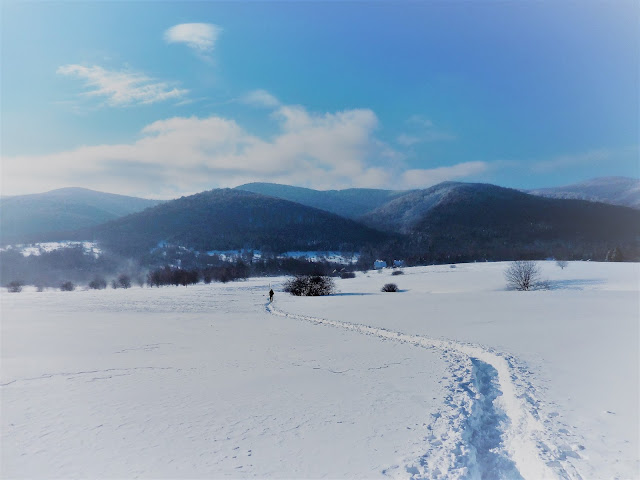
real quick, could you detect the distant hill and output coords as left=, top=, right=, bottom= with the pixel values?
left=235, top=182, right=410, bottom=219
left=528, top=177, right=640, bottom=209
left=0, top=188, right=162, bottom=243
left=76, top=189, right=390, bottom=256
left=361, top=182, right=640, bottom=261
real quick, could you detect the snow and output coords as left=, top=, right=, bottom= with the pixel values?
left=1, top=261, right=638, bottom=479
left=1, top=241, right=101, bottom=258
left=278, top=251, right=359, bottom=264
left=204, top=249, right=359, bottom=263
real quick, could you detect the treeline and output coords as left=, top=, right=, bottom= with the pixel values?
left=146, top=263, right=251, bottom=287
left=356, top=236, right=640, bottom=268
left=1, top=243, right=361, bottom=290
left=146, top=258, right=352, bottom=287
left=0, top=246, right=137, bottom=287
left=3, top=237, right=637, bottom=291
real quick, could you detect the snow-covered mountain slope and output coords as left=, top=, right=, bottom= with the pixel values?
left=2, top=262, right=638, bottom=478
left=528, top=176, right=640, bottom=209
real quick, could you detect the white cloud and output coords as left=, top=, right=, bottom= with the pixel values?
left=2, top=105, right=399, bottom=198
left=57, top=65, right=188, bottom=106
left=241, top=89, right=281, bottom=108
left=2, top=99, right=491, bottom=197
left=164, top=23, right=221, bottom=53
left=401, top=162, right=489, bottom=188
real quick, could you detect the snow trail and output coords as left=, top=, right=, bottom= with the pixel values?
left=268, top=303, right=573, bottom=480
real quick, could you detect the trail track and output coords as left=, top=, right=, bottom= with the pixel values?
left=268, top=303, right=582, bottom=480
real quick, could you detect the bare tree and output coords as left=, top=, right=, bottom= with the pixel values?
left=7, top=280, right=24, bottom=293
left=89, top=276, right=107, bottom=290
left=555, top=260, right=568, bottom=270
left=504, top=261, right=542, bottom=291
left=118, top=274, right=132, bottom=289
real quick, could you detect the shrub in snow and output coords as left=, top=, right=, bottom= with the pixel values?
left=381, top=283, right=398, bottom=292
left=606, top=247, right=624, bottom=262
left=340, top=272, right=356, bottom=279
left=60, top=281, right=75, bottom=292
left=88, top=276, right=107, bottom=290
left=450, top=264, right=456, bottom=269
left=391, top=270, right=404, bottom=276
left=283, top=275, right=335, bottom=296
left=504, top=261, right=545, bottom=291
left=555, top=260, right=568, bottom=270
left=118, top=274, right=132, bottom=289
left=7, top=280, right=24, bottom=293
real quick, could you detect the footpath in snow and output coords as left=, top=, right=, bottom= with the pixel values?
left=268, top=303, right=576, bottom=479
left=270, top=261, right=639, bottom=479
left=2, top=261, right=638, bottom=479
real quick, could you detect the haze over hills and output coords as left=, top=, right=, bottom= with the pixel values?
left=235, top=183, right=410, bottom=219
left=0, top=187, right=162, bottom=243
left=75, top=189, right=390, bottom=256
left=528, top=176, right=640, bottom=209
left=360, top=182, right=640, bottom=261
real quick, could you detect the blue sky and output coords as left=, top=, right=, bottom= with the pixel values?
left=2, top=1, right=638, bottom=198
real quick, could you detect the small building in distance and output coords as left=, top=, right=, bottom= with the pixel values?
left=374, top=259, right=387, bottom=269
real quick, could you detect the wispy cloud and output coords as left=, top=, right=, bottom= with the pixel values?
left=531, top=148, right=638, bottom=173
left=397, top=114, right=456, bottom=146
left=407, top=115, right=434, bottom=128
left=396, top=134, right=421, bottom=147
left=164, top=23, right=221, bottom=55
left=241, top=89, right=281, bottom=108
left=57, top=65, right=188, bottom=107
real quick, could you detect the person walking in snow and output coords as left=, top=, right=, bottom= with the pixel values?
left=269, top=288, right=274, bottom=302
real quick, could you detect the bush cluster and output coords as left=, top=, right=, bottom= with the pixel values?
left=88, top=276, right=107, bottom=290
left=283, top=275, right=335, bottom=296
left=147, top=267, right=200, bottom=287
left=202, top=263, right=249, bottom=284
left=6, top=280, right=24, bottom=293
left=340, top=271, right=356, bottom=279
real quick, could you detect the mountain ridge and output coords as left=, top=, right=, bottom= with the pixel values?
left=527, top=176, right=640, bottom=209
left=235, top=182, right=410, bottom=219
left=0, top=187, right=162, bottom=243
left=75, top=188, right=391, bottom=256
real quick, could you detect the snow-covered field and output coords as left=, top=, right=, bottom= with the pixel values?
left=1, top=262, right=638, bottom=479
